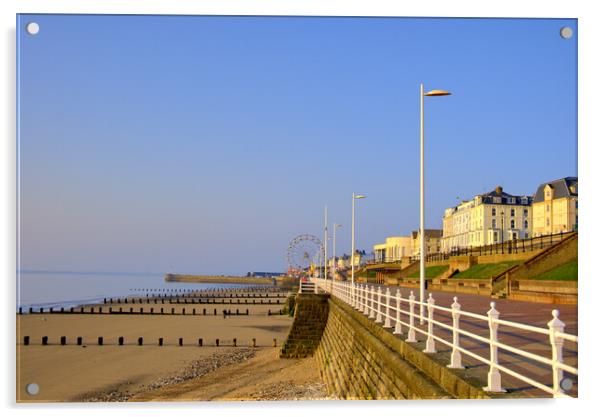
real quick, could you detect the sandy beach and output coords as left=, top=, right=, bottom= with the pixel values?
left=16, top=290, right=325, bottom=402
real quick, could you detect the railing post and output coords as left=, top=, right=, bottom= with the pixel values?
left=448, top=297, right=464, bottom=369
left=422, top=293, right=436, bottom=353
left=375, top=287, right=383, bottom=323
left=394, top=288, right=402, bottom=335
left=355, top=283, right=361, bottom=310
left=484, top=302, right=506, bottom=393
left=368, top=286, right=376, bottom=319
left=406, top=291, right=417, bottom=342
left=363, top=284, right=370, bottom=315
left=383, top=288, right=392, bottom=328
left=548, top=309, right=566, bottom=397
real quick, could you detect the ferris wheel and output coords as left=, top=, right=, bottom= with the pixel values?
left=286, top=234, right=324, bottom=272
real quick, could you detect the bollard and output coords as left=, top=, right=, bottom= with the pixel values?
left=193, top=308, right=196, bottom=315
left=484, top=302, right=505, bottom=393
left=368, top=286, right=376, bottom=319
left=548, top=310, right=567, bottom=397
left=77, top=336, right=83, bottom=345
left=233, top=338, right=237, bottom=347
left=119, top=336, right=124, bottom=345
left=198, top=338, right=203, bottom=346
left=23, top=336, right=30, bottom=345
left=179, top=338, right=183, bottom=346
left=394, top=289, right=403, bottom=335
left=268, top=310, right=271, bottom=316
left=159, top=338, right=163, bottom=346
left=42, top=336, right=48, bottom=345
left=246, top=309, right=249, bottom=315
left=252, top=338, right=256, bottom=348
left=203, top=308, right=206, bottom=315
left=61, top=336, right=67, bottom=345
left=375, top=287, right=383, bottom=323
left=383, top=288, right=392, bottom=328
left=448, top=297, right=464, bottom=369
left=236, top=309, right=239, bottom=315
left=406, top=291, right=417, bottom=343
left=183, top=308, right=186, bottom=315
left=216, top=338, right=219, bottom=347
left=272, top=338, right=277, bottom=347
left=214, top=308, right=217, bottom=315
left=98, top=337, right=103, bottom=346
left=138, top=337, right=143, bottom=346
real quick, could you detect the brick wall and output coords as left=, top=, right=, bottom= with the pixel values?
left=313, top=297, right=495, bottom=400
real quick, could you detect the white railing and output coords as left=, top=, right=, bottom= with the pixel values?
left=311, top=277, right=578, bottom=398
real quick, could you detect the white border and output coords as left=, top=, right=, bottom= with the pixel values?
left=2, top=1, right=601, bottom=416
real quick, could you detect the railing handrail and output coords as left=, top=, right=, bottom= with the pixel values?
left=310, top=277, right=578, bottom=398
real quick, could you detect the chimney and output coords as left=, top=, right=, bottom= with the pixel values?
left=495, top=186, right=503, bottom=194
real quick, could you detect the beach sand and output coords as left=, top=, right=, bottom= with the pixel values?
left=16, top=308, right=301, bottom=402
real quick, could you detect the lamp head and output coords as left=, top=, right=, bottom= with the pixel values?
left=424, top=89, right=451, bottom=97
left=355, top=195, right=366, bottom=199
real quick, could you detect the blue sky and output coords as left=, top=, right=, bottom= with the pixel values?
left=17, top=15, right=577, bottom=275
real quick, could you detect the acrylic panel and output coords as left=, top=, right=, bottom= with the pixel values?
left=16, top=14, right=578, bottom=402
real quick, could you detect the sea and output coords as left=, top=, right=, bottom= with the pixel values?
left=16, top=271, right=266, bottom=311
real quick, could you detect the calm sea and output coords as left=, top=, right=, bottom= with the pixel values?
left=16, top=271, right=263, bottom=310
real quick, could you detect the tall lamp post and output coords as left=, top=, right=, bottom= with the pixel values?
left=332, top=223, right=342, bottom=281
left=351, top=193, right=366, bottom=306
left=420, top=83, right=451, bottom=323
left=324, top=205, right=328, bottom=280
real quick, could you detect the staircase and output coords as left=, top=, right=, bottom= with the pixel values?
left=280, top=294, right=329, bottom=359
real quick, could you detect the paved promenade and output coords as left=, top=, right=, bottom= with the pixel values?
left=355, top=282, right=577, bottom=398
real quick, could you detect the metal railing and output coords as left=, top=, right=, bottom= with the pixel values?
left=311, top=277, right=578, bottom=398
left=366, top=231, right=574, bottom=265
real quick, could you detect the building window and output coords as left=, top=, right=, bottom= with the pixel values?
left=492, top=208, right=496, bottom=216
left=493, top=232, right=498, bottom=242
left=510, top=208, right=515, bottom=217
left=492, top=219, right=496, bottom=228
left=510, top=220, right=515, bottom=229
left=493, top=197, right=501, bottom=204
left=524, top=220, right=528, bottom=229
left=508, top=197, right=515, bottom=204
left=545, top=190, right=550, bottom=198
left=522, top=197, right=529, bottom=204
left=546, top=218, right=550, bottom=226
left=524, top=208, right=528, bottom=217
left=546, top=205, right=550, bottom=212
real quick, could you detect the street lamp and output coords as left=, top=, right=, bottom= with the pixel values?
left=332, top=223, right=342, bottom=281
left=420, top=83, right=451, bottom=323
left=351, top=193, right=366, bottom=306
left=351, top=194, right=366, bottom=283
left=324, top=205, right=328, bottom=280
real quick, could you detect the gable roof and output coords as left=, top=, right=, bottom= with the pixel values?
left=533, top=177, right=578, bottom=203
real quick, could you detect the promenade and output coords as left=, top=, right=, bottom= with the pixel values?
left=314, top=278, right=577, bottom=398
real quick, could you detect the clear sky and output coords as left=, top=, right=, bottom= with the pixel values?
left=17, top=15, right=577, bottom=275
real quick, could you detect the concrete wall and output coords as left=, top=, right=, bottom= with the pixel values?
left=314, top=296, right=498, bottom=399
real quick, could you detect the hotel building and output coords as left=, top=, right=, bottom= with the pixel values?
left=440, top=186, right=533, bottom=253
left=532, top=177, right=578, bottom=236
